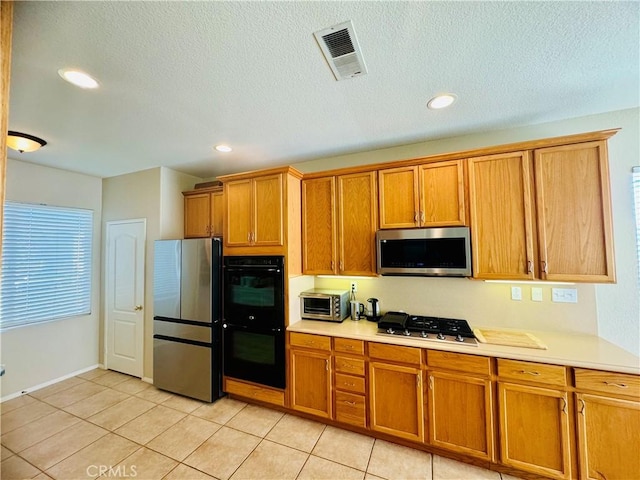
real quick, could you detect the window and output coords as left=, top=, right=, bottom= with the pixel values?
left=1, top=202, right=93, bottom=330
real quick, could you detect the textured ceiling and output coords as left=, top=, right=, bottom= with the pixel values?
left=8, top=1, right=640, bottom=179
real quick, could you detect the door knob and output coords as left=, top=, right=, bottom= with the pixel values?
left=134, top=305, right=143, bottom=311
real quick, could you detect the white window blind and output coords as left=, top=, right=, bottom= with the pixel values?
left=1, top=202, right=93, bottom=330
left=634, top=167, right=640, bottom=284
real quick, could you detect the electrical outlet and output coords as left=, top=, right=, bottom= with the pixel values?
left=350, top=282, right=357, bottom=293
left=511, top=286, right=522, bottom=301
left=531, top=287, right=543, bottom=302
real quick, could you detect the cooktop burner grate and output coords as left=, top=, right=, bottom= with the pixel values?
left=377, top=312, right=478, bottom=346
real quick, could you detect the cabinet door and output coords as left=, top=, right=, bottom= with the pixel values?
left=184, top=193, right=211, bottom=238
left=378, top=166, right=419, bottom=229
left=253, top=174, right=284, bottom=246
left=427, top=371, right=494, bottom=460
left=302, top=177, right=337, bottom=274
left=419, top=160, right=466, bottom=226
left=468, top=152, right=536, bottom=280
left=290, top=348, right=332, bottom=419
left=534, top=141, right=615, bottom=282
left=337, top=172, right=378, bottom=276
left=576, top=393, right=640, bottom=480
left=210, top=191, right=224, bottom=237
left=498, top=382, right=572, bottom=479
left=225, top=179, right=253, bottom=246
left=369, top=361, right=424, bottom=442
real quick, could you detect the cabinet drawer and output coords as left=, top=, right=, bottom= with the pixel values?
left=574, top=368, right=640, bottom=397
left=334, top=337, right=365, bottom=355
left=335, top=391, right=366, bottom=427
left=368, top=342, right=422, bottom=366
left=290, top=332, right=331, bottom=351
left=335, top=356, right=365, bottom=376
left=427, top=350, right=491, bottom=376
left=498, top=359, right=568, bottom=387
left=335, top=373, right=366, bottom=394
left=224, top=378, right=285, bottom=407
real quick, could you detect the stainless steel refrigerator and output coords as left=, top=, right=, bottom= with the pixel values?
left=153, top=238, right=224, bottom=402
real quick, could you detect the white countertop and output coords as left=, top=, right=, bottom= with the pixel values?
left=288, top=319, right=640, bottom=375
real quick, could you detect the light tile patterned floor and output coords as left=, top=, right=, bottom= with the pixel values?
left=1, top=369, right=523, bottom=480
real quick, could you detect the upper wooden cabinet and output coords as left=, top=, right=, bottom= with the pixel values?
left=534, top=141, right=615, bottom=282
left=302, top=171, right=377, bottom=276
left=468, top=151, right=536, bottom=280
left=378, top=160, right=466, bottom=229
left=183, top=187, right=223, bottom=238
left=469, top=141, right=615, bottom=282
left=218, top=167, right=302, bottom=262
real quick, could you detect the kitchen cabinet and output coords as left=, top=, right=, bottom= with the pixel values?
left=218, top=166, right=302, bottom=263
left=574, top=368, right=640, bottom=480
left=289, top=332, right=332, bottom=419
left=534, top=141, right=615, bottom=282
left=369, top=342, right=424, bottom=442
left=468, top=151, right=536, bottom=280
left=468, top=141, right=615, bottom=282
left=497, top=359, right=573, bottom=479
left=333, top=338, right=367, bottom=428
left=224, top=377, right=285, bottom=407
left=183, top=187, right=224, bottom=238
left=302, top=171, right=377, bottom=276
left=378, top=160, right=466, bottom=229
left=426, top=351, right=494, bottom=461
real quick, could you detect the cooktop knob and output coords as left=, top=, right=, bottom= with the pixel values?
left=455, top=334, right=464, bottom=342
left=403, top=329, right=411, bottom=336
left=436, top=332, right=446, bottom=340
left=386, top=328, right=395, bottom=334
left=421, top=331, right=428, bottom=338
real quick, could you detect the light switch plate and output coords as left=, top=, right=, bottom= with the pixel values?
left=552, top=288, right=578, bottom=303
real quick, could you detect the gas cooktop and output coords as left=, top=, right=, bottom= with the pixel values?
left=377, top=311, right=478, bottom=346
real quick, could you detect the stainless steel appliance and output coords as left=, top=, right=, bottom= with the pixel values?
left=365, top=297, right=380, bottom=322
left=222, top=256, right=286, bottom=389
left=153, top=238, right=224, bottom=402
left=377, top=311, right=478, bottom=346
left=299, top=289, right=350, bottom=322
left=376, top=227, right=472, bottom=277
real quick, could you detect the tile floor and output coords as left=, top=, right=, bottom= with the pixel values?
left=1, top=369, right=523, bottom=480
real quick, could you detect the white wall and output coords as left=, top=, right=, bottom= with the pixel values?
left=102, top=167, right=201, bottom=380
left=294, top=108, right=640, bottom=356
left=1, top=159, right=103, bottom=398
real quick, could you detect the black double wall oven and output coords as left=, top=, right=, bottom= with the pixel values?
left=222, top=256, right=286, bottom=389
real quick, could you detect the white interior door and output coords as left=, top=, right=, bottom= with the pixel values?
left=105, top=219, right=146, bottom=377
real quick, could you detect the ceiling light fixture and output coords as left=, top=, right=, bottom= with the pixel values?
left=7, top=131, right=47, bottom=153
left=58, top=68, right=99, bottom=89
left=215, top=145, right=232, bottom=153
left=427, top=94, right=457, bottom=110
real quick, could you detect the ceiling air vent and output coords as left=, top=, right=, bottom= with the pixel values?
left=313, top=20, right=368, bottom=81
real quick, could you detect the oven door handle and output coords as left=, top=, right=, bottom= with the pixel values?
left=224, top=267, right=281, bottom=273
left=223, top=323, right=283, bottom=334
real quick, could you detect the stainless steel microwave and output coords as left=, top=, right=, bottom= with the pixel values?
left=299, top=289, right=350, bottom=322
left=376, top=227, right=472, bottom=277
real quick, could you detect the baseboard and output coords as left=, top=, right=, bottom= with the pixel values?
left=142, top=376, right=153, bottom=384
left=0, top=364, right=102, bottom=403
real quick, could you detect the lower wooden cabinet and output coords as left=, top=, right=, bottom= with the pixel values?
left=224, top=377, right=285, bottom=407
left=574, top=368, right=640, bottom=480
left=369, top=360, right=424, bottom=442
left=427, top=368, right=494, bottom=460
left=289, top=334, right=332, bottom=419
left=333, top=338, right=367, bottom=428
left=498, top=382, right=572, bottom=479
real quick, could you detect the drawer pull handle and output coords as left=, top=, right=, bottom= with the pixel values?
left=429, top=375, right=434, bottom=390
left=561, top=398, right=567, bottom=414
left=343, top=400, right=356, bottom=406
left=519, top=370, right=540, bottom=376
left=604, top=381, right=628, bottom=389
left=579, top=399, right=586, bottom=415
left=344, top=382, right=356, bottom=387
left=345, top=345, right=353, bottom=350
left=325, top=359, right=329, bottom=371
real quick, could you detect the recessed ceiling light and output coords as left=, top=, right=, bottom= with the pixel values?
left=427, top=94, right=457, bottom=110
left=215, top=145, right=232, bottom=153
left=58, top=69, right=99, bottom=89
